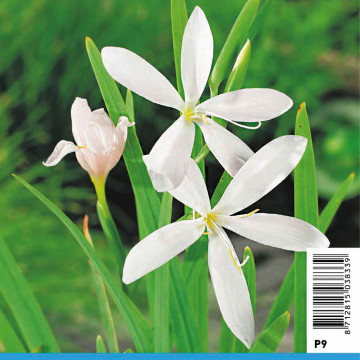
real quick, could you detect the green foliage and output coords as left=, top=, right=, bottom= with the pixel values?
left=294, top=102, right=319, bottom=353
left=0, top=310, right=26, bottom=353
left=250, top=312, right=290, bottom=353
left=96, top=335, right=107, bottom=353
left=320, top=173, right=355, bottom=233
left=209, top=0, right=259, bottom=92
left=13, top=175, right=153, bottom=353
left=0, top=236, right=60, bottom=353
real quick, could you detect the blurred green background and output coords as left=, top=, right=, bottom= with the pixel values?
left=0, top=0, right=359, bottom=352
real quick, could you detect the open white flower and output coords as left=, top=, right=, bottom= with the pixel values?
left=122, top=135, right=330, bottom=348
left=101, top=6, right=293, bottom=191
left=43, top=97, right=133, bottom=185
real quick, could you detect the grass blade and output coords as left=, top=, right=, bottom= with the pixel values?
left=171, top=0, right=188, bottom=99
left=0, top=310, right=26, bottom=353
left=233, top=246, right=256, bottom=353
left=13, top=175, right=153, bottom=352
left=83, top=216, right=119, bottom=353
left=96, top=335, right=107, bottom=353
left=249, top=0, right=276, bottom=40
left=209, top=0, right=259, bottom=92
left=264, top=262, right=294, bottom=328
left=0, top=236, right=60, bottom=353
left=154, top=193, right=172, bottom=352
left=169, top=258, right=202, bottom=352
left=294, top=102, right=319, bottom=353
left=319, top=172, right=355, bottom=233
left=250, top=312, right=290, bottom=353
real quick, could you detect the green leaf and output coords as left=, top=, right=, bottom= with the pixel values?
left=154, top=193, right=172, bottom=352
left=295, top=102, right=319, bottom=227
left=86, top=36, right=160, bottom=316
left=264, top=262, right=294, bottom=328
left=294, top=101, right=318, bottom=353
left=249, top=0, right=276, bottom=41
left=209, top=0, right=259, bottom=92
left=225, top=39, right=251, bottom=92
left=250, top=312, right=290, bottom=353
left=96, top=335, right=107, bottom=353
left=86, top=37, right=160, bottom=240
left=211, top=171, right=232, bottom=208
left=0, top=310, right=26, bottom=353
left=13, top=175, right=153, bottom=353
left=84, top=217, right=119, bottom=353
left=233, top=246, right=256, bottom=353
left=319, top=172, right=355, bottom=233
left=85, top=37, right=127, bottom=120
left=124, top=348, right=133, bottom=353
left=169, top=258, right=202, bottom=353
left=171, top=0, right=188, bottom=98
left=0, top=236, right=60, bottom=353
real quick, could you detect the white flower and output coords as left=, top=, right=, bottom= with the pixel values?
left=122, top=135, right=330, bottom=348
left=43, top=98, right=133, bottom=184
left=101, top=6, right=293, bottom=192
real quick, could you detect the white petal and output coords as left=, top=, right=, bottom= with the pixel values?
left=102, top=47, right=183, bottom=110
left=196, top=117, right=254, bottom=177
left=181, top=6, right=213, bottom=106
left=123, top=219, right=205, bottom=284
left=143, top=116, right=195, bottom=192
left=214, top=135, right=307, bottom=215
left=170, top=159, right=211, bottom=216
left=43, top=140, right=77, bottom=167
left=71, top=97, right=93, bottom=146
left=208, top=226, right=254, bottom=348
left=217, top=214, right=330, bottom=251
left=197, top=88, right=293, bottom=123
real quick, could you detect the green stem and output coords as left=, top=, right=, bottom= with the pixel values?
left=94, top=178, right=126, bottom=280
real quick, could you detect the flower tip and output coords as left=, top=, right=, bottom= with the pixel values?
left=350, top=172, right=355, bottom=178
left=285, top=311, right=291, bottom=317
left=297, top=101, right=306, bottom=113
left=85, top=36, right=92, bottom=47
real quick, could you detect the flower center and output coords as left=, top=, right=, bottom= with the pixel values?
left=182, top=106, right=208, bottom=124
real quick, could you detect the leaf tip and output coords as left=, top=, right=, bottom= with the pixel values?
left=297, top=101, right=306, bottom=114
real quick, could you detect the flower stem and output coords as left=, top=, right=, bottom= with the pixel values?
left=93, top=178, right=126, bottom=280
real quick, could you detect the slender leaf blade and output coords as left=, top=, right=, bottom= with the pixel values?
left=96, top=335, right=107, bottom=353
left=264, top=262, right=294, bottom=328
left=154, top=193, right=172, bottom=352
left=250, top=312, right=290, bottom=353
left=319, top=172, right=355, bottom=233
left=0, top=310, right=26, bottom=353
left=294, top=102, right=318, bottom=353
left=13, top=175, right=153, bottom=353
left=0, top=236, right=60, bottom=353
left=171, top=0, right=188, bottom=99
left=209, top=0, right=259, bottom=92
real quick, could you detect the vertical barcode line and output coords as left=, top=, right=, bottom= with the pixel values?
left=312, top=253, right=349, bottom=329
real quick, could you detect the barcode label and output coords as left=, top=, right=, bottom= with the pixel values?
left=307, top=248, right=360, bottom=353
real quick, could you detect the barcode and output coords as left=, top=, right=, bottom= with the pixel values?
left=312, top=253, right=350, bottom=330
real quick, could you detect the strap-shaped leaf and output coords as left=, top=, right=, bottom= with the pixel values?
left=13, top=175, right=153, bottom=353
left=0, top=310, right=26, bottom=353
left=154, top=193, right=173, bottom=352
left=171, top=0, right=188, bottom=99
left=264, top=262, right=294, bottom=328
left=209, top=0, right=259, bottom=92
left=0, top=236, right=60, bottom=353
left=249, top=0, right=276, bottom=40
left=250, top=312, right=290, bottom=353
left=96, top=335, right=107, bottom=353
left=319, top=172, right=355, bottom=233
left=233, top=246, right=256, bottom=353
left=294, top=102, right=318, bottom=352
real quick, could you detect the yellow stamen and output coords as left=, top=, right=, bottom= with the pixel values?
left=77, top=145, right=87, bottom=149
left=228, top=249, right=242, bottom=273
left=237, top=208, right=260, bottom=218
